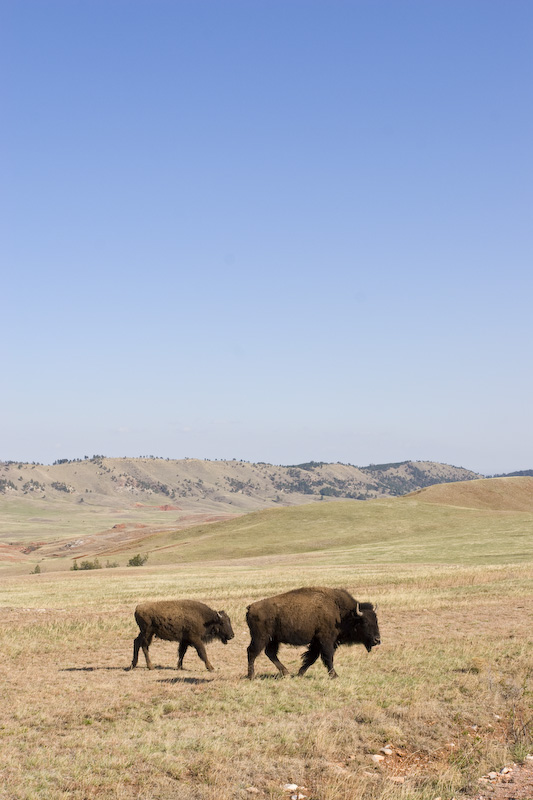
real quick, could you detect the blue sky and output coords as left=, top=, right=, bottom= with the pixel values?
left=2, top=1, right=532, bottom=473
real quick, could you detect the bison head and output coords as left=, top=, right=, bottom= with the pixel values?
left=206, top=610, right=235, bottom=644
left=351, top=602, right=381, bottom=652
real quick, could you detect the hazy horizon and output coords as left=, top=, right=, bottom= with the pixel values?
left=1, top=452, right=528, bottom=479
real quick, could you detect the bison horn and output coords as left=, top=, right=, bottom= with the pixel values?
left=355, top=602, right=362, bottom=617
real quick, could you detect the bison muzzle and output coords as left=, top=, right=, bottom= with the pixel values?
left=130, top=599, right=234, bottom=672
left=246, top=586, right=380, bottom=679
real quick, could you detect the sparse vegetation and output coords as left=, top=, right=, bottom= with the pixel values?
left=127, top=553, right=148, bottom=567
left=51, top=481, right=71, bottom=493
left=72, top=558, right=102, bottom=570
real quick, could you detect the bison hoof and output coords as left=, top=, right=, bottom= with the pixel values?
left=328, top=669, right=338, bottom=679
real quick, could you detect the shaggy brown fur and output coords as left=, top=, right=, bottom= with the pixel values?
left=130, top=599, right=234, bottom=671
left=246, top=586, right=380, bottom=679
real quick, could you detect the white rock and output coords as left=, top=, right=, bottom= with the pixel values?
left=370, top=754, right=385, bottom=764
left=500, top=766, right=512, bottom=774
left=488, top=771, right=498, bottom=780
left=282, top=785, right=299, bottom=793
left=380, top=746, right=393, bottom=756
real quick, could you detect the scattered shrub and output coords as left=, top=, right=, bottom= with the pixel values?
left=71, top=558, right=102, bottom=570
left=127, top=553, right=149, bottom=567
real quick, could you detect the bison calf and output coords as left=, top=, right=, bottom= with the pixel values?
left=130, top=599, right=234, bottom=672
left=246, top=586, right=380, bottom=679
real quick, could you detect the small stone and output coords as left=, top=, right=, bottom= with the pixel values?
left=370, top=754, right=385, bottom=764
left=500, top=766, right=512, bottom=774
left=282, top=785, right=299, bottom=793
left=380, top=746, right=393, bottom=756
left=526, top=754, right=533, bottom=761
left=488, top=771, right=498, bottom=780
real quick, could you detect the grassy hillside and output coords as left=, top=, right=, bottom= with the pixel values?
left=124, top=478, right=533, bottom=568
left=0, top=457, right=482, bottom=545
left=409, top=475, right=533, bottom=511
left=7, top=476, right=532, bottom=574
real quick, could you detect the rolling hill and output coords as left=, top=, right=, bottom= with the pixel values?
left=2, top=475, right=531, bottom=572
left=0, top=457, right=481, bottom=555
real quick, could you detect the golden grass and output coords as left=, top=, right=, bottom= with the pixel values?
left=411, top=476, right=533, bottom=512
left=1, top=559, right=532, bottom=800
left=2, top=479, right=532, bottom=797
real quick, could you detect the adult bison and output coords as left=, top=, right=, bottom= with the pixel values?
left=246, top=586, right=380, bottom=679
left=130, top=599, right=234, bottom=672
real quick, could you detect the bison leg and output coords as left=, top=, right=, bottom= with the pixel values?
left=298, top=638, right=321, bottom=676
left=265, top=639, right=289, bottom=677
left=177, top=641, right=189, bottom=670
left=142, top=633, right=155, bottom=670
left=131, top=633, right=142, bottom=669
left=193, top=641, right=215, bottom=671
left=247, top=638, right=266, bottom=680
left=319, top=640, right=338, bottom=678
left=131, top=631, right=154, bottom=670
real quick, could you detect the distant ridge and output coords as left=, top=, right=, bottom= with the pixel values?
left=0, top=457, right=482, bottom=511
left=495, top=469, right=533, bottom=479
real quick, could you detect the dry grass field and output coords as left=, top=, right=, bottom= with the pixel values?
left=1, top=478, right=532, bottom=800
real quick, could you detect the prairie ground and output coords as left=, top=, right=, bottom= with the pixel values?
left=1, top=559, right=532, bottom=800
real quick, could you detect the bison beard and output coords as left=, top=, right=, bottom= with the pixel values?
left=129, top=599, right=234, bottom=672
left=246, top=586, right=381, bottom=679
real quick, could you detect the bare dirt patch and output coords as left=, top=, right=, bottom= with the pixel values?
left=461, top=759, right=533, bottom=799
